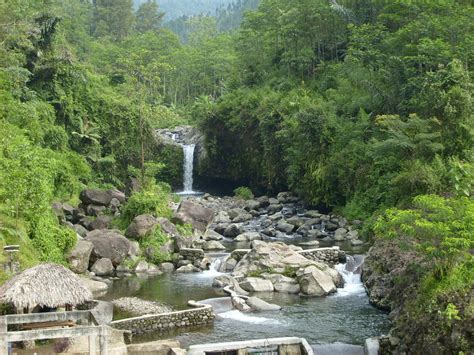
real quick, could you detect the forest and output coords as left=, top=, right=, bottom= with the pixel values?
left=0, top=0, right=472, bottom=353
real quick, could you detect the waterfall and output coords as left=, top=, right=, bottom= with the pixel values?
left=334, top=255, right=365, bottom=297
left=182, top=144, right=195, bottom=193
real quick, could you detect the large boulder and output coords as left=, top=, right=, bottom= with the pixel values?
left=156, top=217, right=180, bottom=237
left=276, top=220, right=295, bottom=234
left=86, top=230, right=131, bottom=266
left=203, top=241, right=226, bottom=250
left=298, top=265, right=337, bottom=296
left=232, top=241, right=318, bottom=277
left=173, top=200, right=215, bottom=232
left=126, top=214, right=158, bottom=239
left=224, top=224, right=242, bottom=238
left=89, top=215, right=113, bottom=230
left=68, top=240, right=94, bottom=274
left=334, top=228, right=348, bottom=241
left=80, top=189, right=113, bottom=206
left=270, top=274, right=300, bottom=294
left=234, top=232, right=261, bottom=242
left=239, top=277, right=274, bottom=292
left=91, top=258, right=114, bottom=276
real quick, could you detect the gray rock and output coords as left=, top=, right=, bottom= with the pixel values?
left=246, top=296, right=281, bottom=311
left=72, top=224, right=88, bottom=238
left=286, top=216, right=305, bottom=228
left=80, top=277, right=109, bottom=296
left=276, top=220, right=295, bottom=234
left=298, top=265, right=336, bottom=296
left=203, top=241, right=226, bottom=250
left=107, top=188, right=126, bottom=203
left=134, top=260, right=150, bottom=273
left=232, top=296, right=251, bottom=312
left=227, top=208, right=246, bottom=220
left=351, top=239, right=364, bottom=246
left=204, top=229, right=224, bottom=241
left=245, top=200, right=261, bottom=211
left=68, top=240, right=94, bottom=273
left=176, top=264, right=200, bottom=273
left=160, top=262, right=175, bottom=273
left=305, top=210, right=321, bottom=218
left=129, top=241, right=141, bottom=257
left=235, top=232, right=261, bottom=242
left=233, top=212, right=253, bottom=223
left=172, top=200, right=215, bottom=232
left=126, top=214, right=158, bottom=239
left=225, top=258, right=238, bottom=272
left=334, top=228, right=348, bottom=241
left=224, top=224, right=241, bottom=238
left=89, top=215, right=112, bottom=230
left=156, top=217, right=180, bottom=238
left=239, top=277, right=274, bottom=292
left=214, top=211, right=231, bottom=224
left=86, top=204, right=106, bottom=217
left=86, top=229, right=131, bottom=266
left=256, top=196, right=270, bottom=207
left=52, top=202, right=64, bottom=219
left=346, top=230, right=359, bottom=240
left=271, top=274, right=300, bottom=294
left=268, top=203, right=283, bottom=214
left=91, top=258, right=114, bottom=276
left=80, top=189, right=113, bottom=206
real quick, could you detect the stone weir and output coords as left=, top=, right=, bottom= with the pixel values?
left=110, top=302, right=214, bottom=335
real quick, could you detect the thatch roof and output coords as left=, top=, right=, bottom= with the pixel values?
left=0, top=263, right=93, bottom=309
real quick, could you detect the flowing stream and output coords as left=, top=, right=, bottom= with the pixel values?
left=102, top=254, right=390, bottom=349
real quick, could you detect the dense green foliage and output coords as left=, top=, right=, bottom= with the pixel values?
left=374, top=195, right=473, bottom=353
left=233, top=186, right=254, bottom=200
left=195, top=0, right=473, bottom=219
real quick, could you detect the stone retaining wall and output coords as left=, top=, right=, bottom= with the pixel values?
left=179, top=248, right=205, bottom=261
left=298, top=246, right=346, bottom=265
left=110, top=303, right=214, bottom=335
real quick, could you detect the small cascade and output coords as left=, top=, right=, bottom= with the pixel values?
left=199, top=253, right=230, bottom=278
left=334, top=255, right=366, bottom=297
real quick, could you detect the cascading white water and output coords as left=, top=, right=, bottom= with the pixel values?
left=334, top=255, right=366, bottom=297
left=182, top=144, right=195, bottom=193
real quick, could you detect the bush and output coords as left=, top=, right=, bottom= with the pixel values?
left=120, top=184, right=173, bottom=227
left=139, top=226, right=171, bottom=264
left=233, top=186, right=254, bottom=200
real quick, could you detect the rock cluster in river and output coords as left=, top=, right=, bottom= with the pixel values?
left=192, top=191, right=364, bottom=247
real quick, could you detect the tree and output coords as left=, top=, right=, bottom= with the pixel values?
left=135, top=0, right=165, bottom=33
left=93, top=0, right=134, bottom=41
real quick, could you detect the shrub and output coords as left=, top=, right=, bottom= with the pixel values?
left=233, top=186, right=254, bottom=200
left=120, top=184, right=172, bottom=227
left=139, top=226, right=171, bottom=264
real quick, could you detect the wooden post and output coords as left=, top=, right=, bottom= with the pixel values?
left=0, top=316, right=9, bottom=355
left=99, top=325, right=108, bottom=355
left=88, top=334, right=96, bottom=355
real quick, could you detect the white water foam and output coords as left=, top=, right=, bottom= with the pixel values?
left=198, top=257, right=225, bottom=278
left=219, top=310, right=281, bottom=325
left=334, top=255, right=366, bottom=297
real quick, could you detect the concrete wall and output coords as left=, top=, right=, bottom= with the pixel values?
left=110, top=304, right=214, bottom=335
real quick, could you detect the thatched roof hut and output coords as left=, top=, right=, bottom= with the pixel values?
left=0, top=263, right=93, bottom=310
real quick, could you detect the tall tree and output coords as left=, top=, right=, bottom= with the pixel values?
left=93, top=0, right=134, bottom=41
left=135, top=0, right=165, bottom=33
